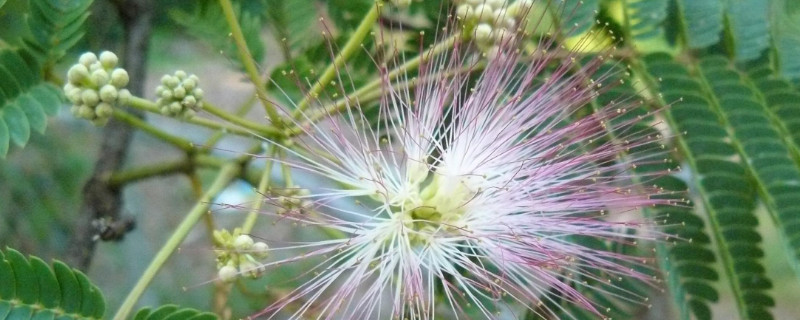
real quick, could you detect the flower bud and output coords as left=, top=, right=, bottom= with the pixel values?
left=192, top=88, right=204, bottom=100
left=252, top=242, right=269, bottom=258
left=182, top=78, right=197, bottom=91
left=67, top=64, right=90, bottom=84
left=234, top=234, right=254, bottom=250
left=239, top=260, right=264, bottom=278
left=89, top=62, right=103, bottom=73
left=161, top=89, right=173, bottom=99
left=508, top=0, right=532, bottom=18
left=111, top=68, right=129, bottom=87
left=78, top=52, right=98, bottom=67
left=81, top=89, right=100, bottom=106
left=95, top=102, right=113, bottom=118
left=218, top=265, right=238, bottom=282
left=174, top=70, right=187, bottom=80
left=392, top=0, right=411, bottom=8
left=182, top=95, right=197, bottom=107
left=169, top=101, right=182, bottom=113
left=173, top=86, right=186, bottom=99
left=91, top=69, right=109, bottom=86
left=475, top=24, right=494, bottom=45
left=474, top=4, right=493, bottom=22
left=118, top=89, right=131, bottom=105
left=99, top=51, right=118, bottom=69
left=182, top=109, right=196, bottom=118
left=78, top=105, right=94, bottom=119
left=456, top=4, right=473, bottom=20
left=99, top=84, right=118, bottom=102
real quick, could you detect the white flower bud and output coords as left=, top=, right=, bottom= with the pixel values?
left=392, top=0, right=411, bottom=8
left=81, top=89, right=100, bottom=107
left=239, top=260, right=264, bottom=278
left=252, top=242, right=269, bottom=257
left=173, top=86, right=186, bottom=99
left=507, top=0, right=532, bottom=18
left=474, top=4, right=493, bottom=22
left=475, top=23, right=494, bottom=45
left=95, top=102, right=113, bottom=118
left=218, top=265, right=238, bottom=282
left=67, top=64, right=90, bottom=84
left=99, top=51, right=118, bottom=69
left=89, top=62, right=103, bottom=73
left=99, top=85, right=118, bottom=102
left=91, top=69, right=109, bottom=86
left=111, top=68, right=129, bottom=87
left=67, top=88, right=82, bottom=104
left=169, top=101, right=182, bottom=113
left=118, top=89, right=131, bottom=105
left=160, top=89, right=173, bottom=99
left=493, top=8, right=508, bottom=23
left=234, top=234, right=254, bottom=250
left=182, top=78, right=197, bottom=91
left=79, top=52, right=97, bottom=67
left=155, top=85, right=165, bottom=96
left=160, top=106, right=170, bottom=115
left=192, top=88, right=204, bottom=100
left=456, top=4, right=472, bottom=20
left=182, top=95, right=197, bottom=107
left=174, top=70, right=187, bottom=80
left=78, top=105, right=94, bottom=119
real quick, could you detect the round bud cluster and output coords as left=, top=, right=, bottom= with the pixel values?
left=154, top=70, right=204, bottom=119
left=213, top=228, right=269, bottom=282
left=64, top=51, right=131, bottom=126
left=454, top=0, right=533, bottom=54
left=272, top=186, right=312, bottom=216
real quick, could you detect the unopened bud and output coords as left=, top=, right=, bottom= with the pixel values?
left=99, top=51, right=118, bottom=69
left=173, top=86, right=186, bottom=99
left=67, top=64, right=90, bottom=84
left=182, top=95, right=197, bottom=107
left=79, top=52, right=98, bottom=67
left=456, top=4, right=473, bottom=20
left=91, top=69, right=109, bottom=86
left=95, top=102, right=113, bottom=118
left=218, top=265, right=238, bottom=282
left=475, top=24, right=494, bottom=44
left=78, top=105, right=94, bottom=119
left=174, top=70, right=187, bottom=80
left=118, top=89, right=131, bottom=105
left=192, top=88, right=204, bottom=100
left=169, top=102, right=182, bottom=113
left=81, top=89, right=100, bottom=107
left=99, top=85, right=118, bottom=102
left=234, top=234, right=254, bottom=250
left=111, top=68, right=129, bottom=87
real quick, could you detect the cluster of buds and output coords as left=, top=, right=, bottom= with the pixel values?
left=213, top=228, right=269, bottom=282
left=64, top=51, right=131, bottom=126
left=454, top=0, right=533, bottom=53
left=272, top=186, right=312, bottom=215
left=155, top=70, right=204, bottom=119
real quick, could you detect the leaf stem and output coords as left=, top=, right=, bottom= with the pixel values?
left=241, top=147, right=276, bottom=234
left=112, top=163, right=242, bottom=320
left=290, top=2, right=382, bottom=118
left=218, top=0, right=282, bottom=124
left=111, top=109, right=194, bottom=151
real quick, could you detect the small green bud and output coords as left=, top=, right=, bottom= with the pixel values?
left=89, top=61, right=103, bottom=73
left=173, top=86, right=186, bottom=99
left=95, top=102, right=113, bottom=118
left=160, top=106, right=170, bottom=114
left=475, top=23, right=494, bottom=44
left=118, top=89, right=131, bottom=105
left=238, top=260, right=263, bottom=278
left=99, top=51, right=118, bottom=69
left=99, top=85, right=118, bottom=102
left=192, top=88, right=204, bottom=100
left=182, top=109, right=196, bottom=119
left=252, top=242, right=269, bottom=258
left=67, top=64, right=90, bottom=84
left=182, top=95, right=197, bottom=107
left=91, top=69, right=109, bottom=86
left=161, top=89, right=173, bottom=99
left=218, top=265, right=238, bottom=282
left=81, top=89, right=100, bottom=106
left=392, top=0, right=411, bottom=8
left=155, top=85, right=165, bottom=96
left=508, top=0, right=532, bottom=18
left=456, top=4, right=472, bottom=20
left=111, top=68, right=129, bottom=87
left=79, top=52, right=98, bottom=67
left=78, top=105, right=94, bottom=119
left=474, top=4, right=493, bottom=22
left=182, top=78, right=197, bottom=91
left=169, top=102, right=182, bottom=113
left=174, top=70, right=187, bottom=80
left=234, top=234, right=254, bottom=251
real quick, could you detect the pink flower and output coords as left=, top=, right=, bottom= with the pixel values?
left=249, top=16, right=671, bottom=320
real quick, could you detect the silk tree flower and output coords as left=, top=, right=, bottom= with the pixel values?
left=244, top=15, right=673, bottom=320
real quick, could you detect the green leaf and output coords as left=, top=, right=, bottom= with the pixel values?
left=676, top=0, right=724, bottom=48
left=770, top=0, right=800, bottom=79
left=725, top=0, right=770, bottom=61
left=170, top=0, right=265, bottom=69
left=642, top=52, right=774, bottom=320
left=625, top=0, right=669, bottom=39
left=0, top=49, right=64, bottom=158
left=0, top=248, right=105, bottom=319
left=264, top=0, right=321, bottom=54
left=134, top=305, right=217, bottom=320
left=23, top=0, right=93, bottom=65
left=557, top=0, right=600, bottom=35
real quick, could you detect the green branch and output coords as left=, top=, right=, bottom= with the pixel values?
left=218, top=0, right=282, bottom=124
left=112, top=109, right=194, bottom=151
left=113, top=163, right=241, bottom=320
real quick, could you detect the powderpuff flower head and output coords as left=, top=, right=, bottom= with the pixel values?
left=246, top=3, right=674, bottom=319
